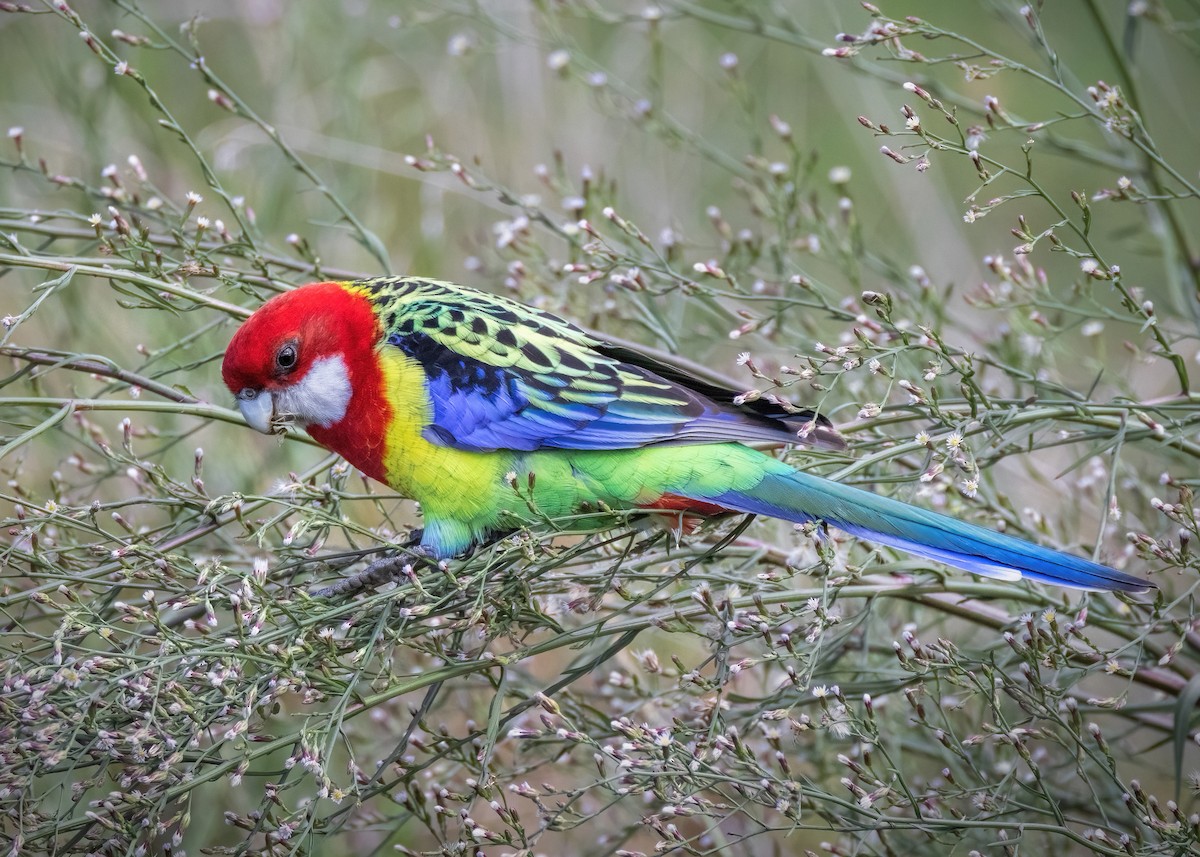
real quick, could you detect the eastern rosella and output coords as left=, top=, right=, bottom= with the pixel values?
left=221, top=278, right=1152, bottom=593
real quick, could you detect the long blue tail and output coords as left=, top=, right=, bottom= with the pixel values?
left=708, top=469, right=1152, bottom=592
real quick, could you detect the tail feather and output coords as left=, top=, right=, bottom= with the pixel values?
left=707, top=469, right=1152, bottom=593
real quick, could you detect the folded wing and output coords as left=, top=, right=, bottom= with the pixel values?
left=367, top=278, right=842, bottom=453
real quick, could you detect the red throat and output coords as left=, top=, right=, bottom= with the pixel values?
left=296, top=285, right=391, bottom=484
left=225, top=282, right=392, bottom=484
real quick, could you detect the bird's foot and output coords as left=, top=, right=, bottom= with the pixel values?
left=315, top=529, right=433, bottom=599
left=313, top=526, right=523, bottom=599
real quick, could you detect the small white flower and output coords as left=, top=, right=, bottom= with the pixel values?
left=447, top=33, right=473, bottom=56
left=920, top=462, right=944, bottom=483
left=945, top=432, right=964, bottom=450
left=828, top=165, right=851, bottom=184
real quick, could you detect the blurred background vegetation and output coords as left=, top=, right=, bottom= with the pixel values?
left=1, top=1, right=1198, bottom=855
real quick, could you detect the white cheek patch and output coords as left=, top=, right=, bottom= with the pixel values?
left=276, top=355, right=353, bottom=429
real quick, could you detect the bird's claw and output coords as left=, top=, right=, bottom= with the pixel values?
left=314, top=529, right=432, bottom=598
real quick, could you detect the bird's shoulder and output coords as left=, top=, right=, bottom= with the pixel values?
left=345, top=277, right=612, bottom=378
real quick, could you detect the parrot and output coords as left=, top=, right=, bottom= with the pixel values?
left=221, top=277, right=1152, bottom=593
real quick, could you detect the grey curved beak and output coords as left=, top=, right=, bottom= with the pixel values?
left=237, top=392, right=275, bottom=434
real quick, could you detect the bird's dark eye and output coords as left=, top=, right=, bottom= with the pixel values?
left=275, top=342, right=298, bottom=372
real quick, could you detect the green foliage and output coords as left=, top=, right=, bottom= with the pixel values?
left=1, top=1, right=1197, bottom=855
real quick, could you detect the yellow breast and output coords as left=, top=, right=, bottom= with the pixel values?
left=375, top=348, right=512, bottom=522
